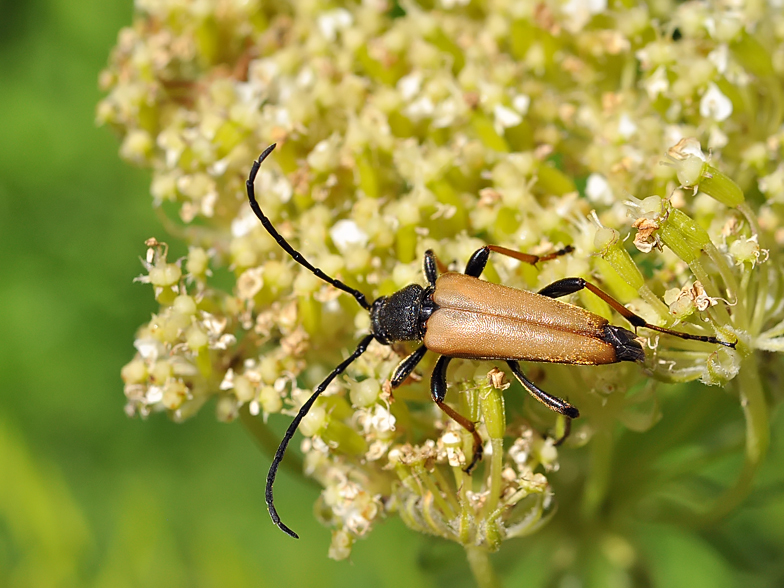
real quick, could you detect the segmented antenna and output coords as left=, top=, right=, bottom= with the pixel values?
left=265, top=334, right=375, bottom=538
left=247, top=147, right=377, bottom=537
left=246, top=144, right=372, bottom=310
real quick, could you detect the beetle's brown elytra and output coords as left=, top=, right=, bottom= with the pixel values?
left=246, top=144, right=736, bottom=539
left=424, top=272, right=639, bottom=365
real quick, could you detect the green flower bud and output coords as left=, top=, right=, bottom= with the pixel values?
left=216, top=395, right=239, bottom=423
left=259, top=386, right=282, bottom=414
left=699, top=166, right=745, bottom=208
left=233, top=374, right=255, bottom=403
left=300, top=402, right=327, bottom=437
left=162, top=379, right=188, bottom=410
left=148, top=262, right=182, bottom=287
left=150, top=360, right=172, bottom=384
left=186, top=247, right=209, bottom=277
left=121, top=359, right=148, bottom=384
left=173, top=294, right=197, bottom=316
left=119, top=128, right=153, bottom=164
left=349, top=378, right=380, bottom=408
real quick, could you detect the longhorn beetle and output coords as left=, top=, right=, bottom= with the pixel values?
left=247, top=143, right=735, bottom=539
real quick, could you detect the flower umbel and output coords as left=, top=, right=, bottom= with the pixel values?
left=103, top=1, right=784, bottom=584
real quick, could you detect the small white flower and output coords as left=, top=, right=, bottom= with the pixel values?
left=146, top=385, right=164, bottom=404
left=700, top=82, right=733, bottom=122
left=708, top=44, right=729, bottom=74
left=330, top=219, right=369, bottom=253
left=493, top=104, right=522, bottom=135
left=512, top=93, right=531, bottom=115
left=644, top=66, right=669, bottom=100
left=585, top=173, right=613, bottom=205
left=219, top=368, right=235, bottom=390
left=231, top=208, right=260, bottom=238
left=562, top=0, right=607, bottom=32
left=404, top=95, right=435, bottom=121
left=134, top=338, right=165, bottom=363
left=397, top=72, right=422, bottom=100
left=317, top=9, right=353, bottom=42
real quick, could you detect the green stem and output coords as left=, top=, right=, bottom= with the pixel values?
left=465, top=546, right=503, bottom=588
left=581, top=428, right=613, bottom=521
left=414, top=463, right=457, bottom=520
left=738, top=202, right=762, bottom=238
left=750, top=265, right=771, bottom=336
left=699, top=353, right=769, bottom=524
left=704, top=243, right=744, bottom=327
left=638, top=285, right=676, bottom=325
left=688, top=260, right=734, bottom=328
left=482, top=438, right=504, bottom=519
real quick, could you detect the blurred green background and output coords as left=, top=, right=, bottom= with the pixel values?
left=3, top=1, right=784, bottom=587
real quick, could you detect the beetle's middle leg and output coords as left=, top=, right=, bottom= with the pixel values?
left=432, top=355, right=484, bottom=472
left=464, top=244, right=574, bottom=278
left=507, top=360, right=578, bottom=445
left=537, top=277, right=735, bottom=348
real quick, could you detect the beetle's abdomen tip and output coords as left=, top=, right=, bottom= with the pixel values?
left=603, top=324, right=645, bottom=363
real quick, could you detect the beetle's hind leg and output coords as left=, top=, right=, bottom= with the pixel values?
left=537, top=277, right=736, bottom=348
left=465, top=244, right=574, bottom=278
left=432, top=356, right=484, bottom=473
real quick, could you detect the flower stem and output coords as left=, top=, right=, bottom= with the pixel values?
left=465, top=546, right=503, bottom=588
left=582, top=428, right=614, bottom=521
left=699, top=352, right=769, bottom=524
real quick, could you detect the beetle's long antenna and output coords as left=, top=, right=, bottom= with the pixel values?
left=247, top=144, right=372, bottom=311
left=266, top=333, right=375, bottom=538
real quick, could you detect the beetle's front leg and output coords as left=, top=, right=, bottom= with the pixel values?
left=390, top=345, right=427, bottom=388
left=423, top=250, right=439, bottom=286
left=431, top=356, right=483, bottom=472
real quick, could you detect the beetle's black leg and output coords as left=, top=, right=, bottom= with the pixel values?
left=537, top=277, right=584, bottom=299
left=507, top=360, right=580, bottom=419
left=423, top=250, right=439, bottom=286
left=465, top=247, right=491, bottom=277
left=431, top=355, right=452, bottom=403
left=266, top=333, right=375, bottom=539
left=465, top=244, right=575, bottom=278
left=538, top=277, right=736, bottom=348
left=390, top=345, right=428, bottom=388
left=431, top=356, right=484, bottom=473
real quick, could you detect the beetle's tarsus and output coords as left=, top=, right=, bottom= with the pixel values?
left=551, top=416, right=572, bottom=447
left=463, top=442, right=484, bottom=474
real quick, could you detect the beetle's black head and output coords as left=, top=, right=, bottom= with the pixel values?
left=370, top=284, right=436, bottom=344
